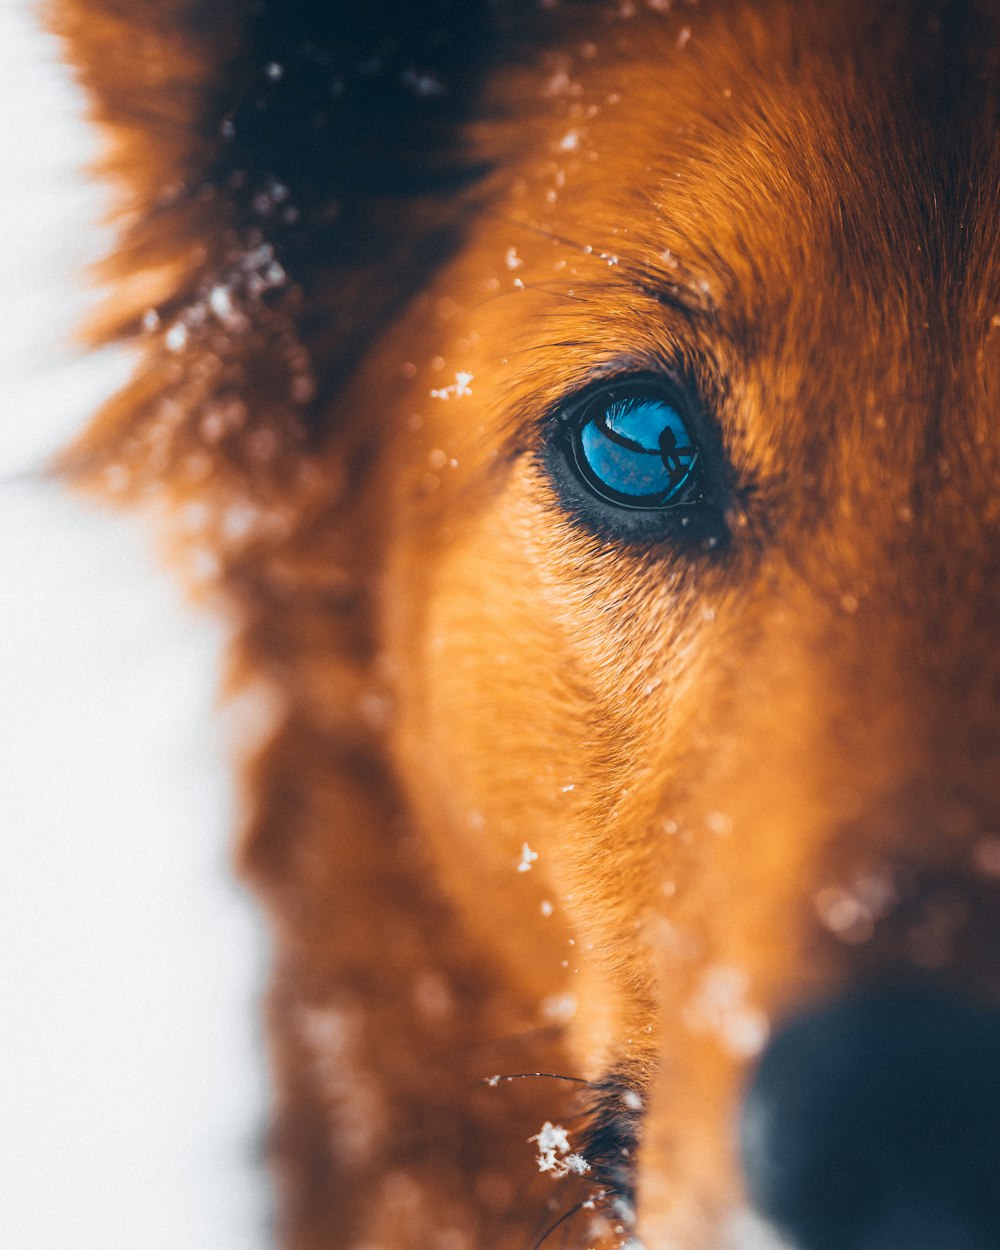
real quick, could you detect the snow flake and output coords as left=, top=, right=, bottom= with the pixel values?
left=683, top=966, right=769, bottom=1058
left=529, top=1121, right=590, bottom=1178
left=208, top=284, right=235, bottom=321
left=402, top=67, right=446, bottom=97
left=517, top=842, right=539, bottom=872
left=705, top=809, right=733, bottom=836
left=540, top=992, right=577, bottom=1024
left=164, top=321, right=188, bottom=352
left=430, top=371, right=474, bottom=400
left=157, top=234, right=293, bottom=361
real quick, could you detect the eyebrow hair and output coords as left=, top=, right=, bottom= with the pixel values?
left=491, top=212, right=720, bottom=326
left=618, top=256, right=720, bottom=324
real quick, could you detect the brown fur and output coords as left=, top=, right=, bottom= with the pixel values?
left=54, top=0, right=1000, bottom=1246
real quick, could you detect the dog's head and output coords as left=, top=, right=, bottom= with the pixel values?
left=58, top=0, right=1000, bottom=1247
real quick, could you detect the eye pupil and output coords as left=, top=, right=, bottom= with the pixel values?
left=571, top=384, right=700, bottom=509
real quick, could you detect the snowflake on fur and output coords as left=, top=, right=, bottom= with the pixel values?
left=529, top=1121, right=591, bottom=1177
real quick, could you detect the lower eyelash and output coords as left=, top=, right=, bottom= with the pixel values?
left=576, top=1079, right=646, bottom=1222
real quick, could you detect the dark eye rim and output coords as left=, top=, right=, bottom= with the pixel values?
left=541, top=369, right=729, bottom=548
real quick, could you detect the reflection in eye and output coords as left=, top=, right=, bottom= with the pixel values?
left=572, top=386, right=700, bottom=509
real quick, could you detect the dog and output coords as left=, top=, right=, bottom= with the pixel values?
left=55, top=0, right=1000, bottom=1246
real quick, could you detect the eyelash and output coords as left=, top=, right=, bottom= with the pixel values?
left=577, top=1078, right=646, bottom=1226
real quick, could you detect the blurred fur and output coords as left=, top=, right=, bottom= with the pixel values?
left=55, top=1, right=1000, bottom=1247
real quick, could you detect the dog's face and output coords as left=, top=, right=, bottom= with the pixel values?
left=373, top=4, right=1000, bottom=1244
left=60, top=0, right=1000, bottom=1246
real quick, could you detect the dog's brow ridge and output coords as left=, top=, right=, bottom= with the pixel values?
left=626, top=264, right=720, bottom=325
left=492, top=211, right=715, bottom=318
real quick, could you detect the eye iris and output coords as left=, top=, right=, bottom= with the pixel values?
left=573, top=388, right=699, bottom=508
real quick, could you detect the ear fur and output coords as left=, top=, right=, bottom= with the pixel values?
left=50, top=0, right=495, bottom=508
left=51, top=5, right=578, bottom=1247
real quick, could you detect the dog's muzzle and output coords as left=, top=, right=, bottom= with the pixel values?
left=739, top=984, right=1000, bottom=1250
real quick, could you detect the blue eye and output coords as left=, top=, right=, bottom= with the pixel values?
left=569, top=382, right=701, bottom=509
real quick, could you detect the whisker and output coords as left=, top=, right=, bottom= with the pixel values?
left=482, top=1071, right=596, bottom=1088
left=529, top=1199, right=588, bottom=1250
left=473, top=281, right=602, bottom=310
left=485, top=211, right=599, bottom=260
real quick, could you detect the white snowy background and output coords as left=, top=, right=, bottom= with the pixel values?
left=0, top=4, right=269, bottom=1247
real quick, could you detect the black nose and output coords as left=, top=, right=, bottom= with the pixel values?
left=739, top=985, right=1000, bottom=1250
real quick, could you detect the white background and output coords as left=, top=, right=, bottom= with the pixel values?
left=0, top=4, right=269, bottom=1246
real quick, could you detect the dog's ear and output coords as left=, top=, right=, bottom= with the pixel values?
left=51, top=0, right=497, bottom=507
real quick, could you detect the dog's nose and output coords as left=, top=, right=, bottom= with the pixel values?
left=739, top=985, right=1000, bottom=1250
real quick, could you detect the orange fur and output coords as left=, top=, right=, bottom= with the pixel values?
left=55, top=1, right=1000, bottom=1246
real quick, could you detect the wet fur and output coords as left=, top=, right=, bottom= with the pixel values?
left=55, top=1, right=1000, bottom=1247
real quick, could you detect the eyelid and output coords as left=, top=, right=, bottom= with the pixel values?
left=554, top=369, right=691, bottom=428
left=635, top=279, right=718, bottom=324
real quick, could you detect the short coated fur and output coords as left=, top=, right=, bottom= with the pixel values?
left=56, top=1, right=1000, bottom=1247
